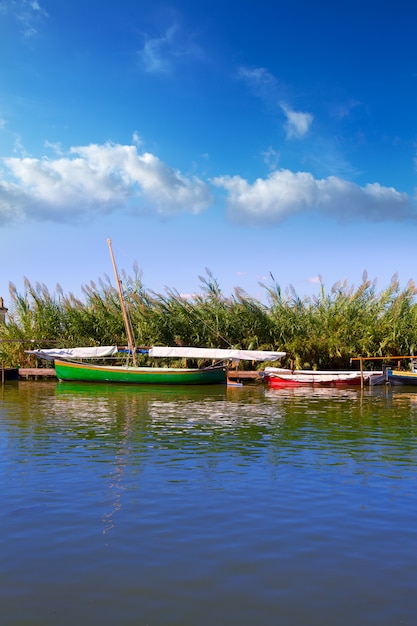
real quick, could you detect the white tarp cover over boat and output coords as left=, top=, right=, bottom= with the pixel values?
left=26, top=346, right=286, bottom=363
left=148, top=347, right=286, bottom=362
left=26, top=346, right=119, bottom=360
left=264, top=367, right=363, bottom=375
left=262, top=367, right=382, bottom=382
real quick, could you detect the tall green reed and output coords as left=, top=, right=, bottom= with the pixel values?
left=1, top=269, right=417, bottom=369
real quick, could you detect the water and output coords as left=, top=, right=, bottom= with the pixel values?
left=1, top=380, right=417, bottom=625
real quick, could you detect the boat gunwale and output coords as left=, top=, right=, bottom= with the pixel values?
left=53, top=359, right=226, bottom=375
left=386, top=368, right=417, bottom=384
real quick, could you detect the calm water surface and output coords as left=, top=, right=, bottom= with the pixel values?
left=1, top=380, right=417, bottom=625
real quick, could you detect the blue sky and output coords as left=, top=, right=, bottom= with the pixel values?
left=1, top=0, right=417, bottom=309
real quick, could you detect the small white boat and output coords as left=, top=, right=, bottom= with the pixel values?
left=261, top=367, right=382, bottom=388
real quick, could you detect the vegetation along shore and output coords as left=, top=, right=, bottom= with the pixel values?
left=1, top=270, right=416, bottom=371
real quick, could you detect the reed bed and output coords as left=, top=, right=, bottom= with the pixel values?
left=1, top=270, right=417, bottom=369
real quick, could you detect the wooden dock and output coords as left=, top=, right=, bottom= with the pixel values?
left=226, top=370, right=260, bottom=381
left=18, top=368, right=56, bottom=379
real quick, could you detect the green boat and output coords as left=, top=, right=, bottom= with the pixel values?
left=27, top=346, right=286, bottom=386
left=54, top=359, right=226, bottom=385
left=26, top=240, right=286, bottom=387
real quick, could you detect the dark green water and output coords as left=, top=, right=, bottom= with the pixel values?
left=1, top=380, right=417, bottom=625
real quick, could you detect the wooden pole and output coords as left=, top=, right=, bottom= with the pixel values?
left=107, top=238, right=137, bottom=367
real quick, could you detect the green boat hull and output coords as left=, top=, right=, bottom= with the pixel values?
left=54, top=359, right=226, bottom=385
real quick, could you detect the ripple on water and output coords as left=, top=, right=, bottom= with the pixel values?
left=1, top=382, right=417, bottom=625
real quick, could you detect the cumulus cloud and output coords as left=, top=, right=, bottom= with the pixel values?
left=212, top=169, right=414, bottom=226
left=1, top=141, right=414, bottom=229
left=280, top=103, right=313, bottom=139
left=0, top=142, right=213, bottom=225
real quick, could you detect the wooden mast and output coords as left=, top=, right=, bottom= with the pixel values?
left=107, top=237, right=137, bottom=366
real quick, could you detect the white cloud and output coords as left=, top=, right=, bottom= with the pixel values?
left=31, top=1, right=44, bottom=12
left=132, top=131, right=142, bottom=147
left=331, top=99, right=361, bottom=120
left=5, top=0, right=48, bottom=39
left=261, top=146, right=280, bottom=170
left=212, top=169, right=414, bottom=226
left=13, top=135, right=28, bottom=157
left=0, top=142, right=213, bottom=225
left=1, top=142, right=414, bottom=230
left=237, top=66, right=276, bottom=89
left=138, top=24, right=202, bottom=75
left=238, top=67, right=313, bottom=141
left=23, top=26, right=37, bottom=39
left=280, top=103, right=313, bottom=139
left=237, top=66, right=278, bottom=102
left=44, top=140, right=64, bottom=155
left=139, top=26, right=177, bottom=74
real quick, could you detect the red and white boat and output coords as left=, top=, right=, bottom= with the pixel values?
left=261, top=367, right=381, bottom=388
